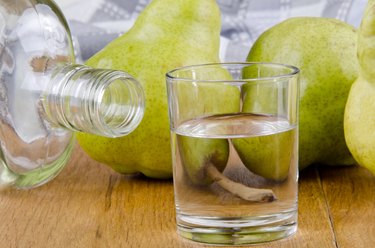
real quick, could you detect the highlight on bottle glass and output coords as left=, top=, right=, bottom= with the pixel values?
left=166, top=62, right=299, bottom=245
left=0, top=0, right=145, bottom=190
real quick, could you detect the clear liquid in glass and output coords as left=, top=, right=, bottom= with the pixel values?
left=171, top=113, right=298, bottom=243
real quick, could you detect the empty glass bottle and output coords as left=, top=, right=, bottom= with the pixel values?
left=0, top=0, right=145, bottom=189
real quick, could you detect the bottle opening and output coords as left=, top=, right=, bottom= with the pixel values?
left=94, top=72, right=145, bottom=137
left=44, top=65, right=145, bottom=138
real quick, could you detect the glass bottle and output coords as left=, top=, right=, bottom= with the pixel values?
left=0, top=0, right=145, bottom=189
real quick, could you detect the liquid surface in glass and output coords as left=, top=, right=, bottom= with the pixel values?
left=172, top=113, right=298, bottom=219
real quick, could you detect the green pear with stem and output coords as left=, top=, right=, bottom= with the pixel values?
left=177, top=134, right=276, bottom=202
left=177, top=135, right=229, bottom=186
left=344, top=0, right=375, bottom=175
left=76, top=0, right=224, bottom=178
left=246, top=17, right=359, bottom=170
left=171, top=66, right=276, bottom=202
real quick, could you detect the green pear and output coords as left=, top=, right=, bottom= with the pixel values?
left=177, top=133, right=276, bottom=202
left=246, top=17, right=359, bottom=169
left=232, top=125, right=296, bottom=181
left=170, top=67, right=275, bottom=201
left=232, top=66, right=297, bottom=181
left=76, top=0, right=223, bottom=178
left=177, top=135, right=229, bottom=186
left=171, top=67, right=240, bottom=185
left=344, top=0, right=375, bottom=175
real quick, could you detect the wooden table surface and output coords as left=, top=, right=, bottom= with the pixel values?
left=0, top=145, right=374, bottom=248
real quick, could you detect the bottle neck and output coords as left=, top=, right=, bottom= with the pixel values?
left=43, top=64, right=145, bottom=137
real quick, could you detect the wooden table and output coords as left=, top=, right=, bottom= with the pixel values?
left=0, top=145, right=374, bottom=248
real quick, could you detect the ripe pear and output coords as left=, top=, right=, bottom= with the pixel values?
left=76, top=0, right=223, bottom=178
left=170, top=66, right=240, bottom=185
left=247, top=17, right=359, bottom=169
left=177, top=135, right=229, bottom=186
left=344, top=0, right=375, bottom=175
left=232, top=123, right=296, bottom=181
left=177, top=133, right=276, bottom=202
left=232, top=66, right=297, bottom=181
left=170, top=68, right=275, bottom=201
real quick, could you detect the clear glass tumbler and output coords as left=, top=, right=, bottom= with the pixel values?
left=166, top=62, right=299, bottom=245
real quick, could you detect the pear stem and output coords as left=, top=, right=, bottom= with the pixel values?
left=206, top=163, right=276, bottom=202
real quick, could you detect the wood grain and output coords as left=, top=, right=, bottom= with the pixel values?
left=320, top=165, right=375, bottom=248
left=0, top=145, right=373, bottom=248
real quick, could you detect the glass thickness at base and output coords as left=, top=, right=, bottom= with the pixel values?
left=176, top=212, right=297, bottom=245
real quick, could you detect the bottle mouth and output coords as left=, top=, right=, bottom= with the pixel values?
left=94, top=70, right=145, bottom=137
left=44, top=65, right=145, bottom=138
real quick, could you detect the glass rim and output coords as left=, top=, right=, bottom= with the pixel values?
left=166, top=62, right=300, bottom=83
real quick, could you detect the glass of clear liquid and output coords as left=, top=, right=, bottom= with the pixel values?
left=166, top=62, right=299, bottom=245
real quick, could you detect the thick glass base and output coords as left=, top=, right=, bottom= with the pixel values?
left=176, top=211, right=297, bottom=245
left=0, top=140, right=75, bottom=190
